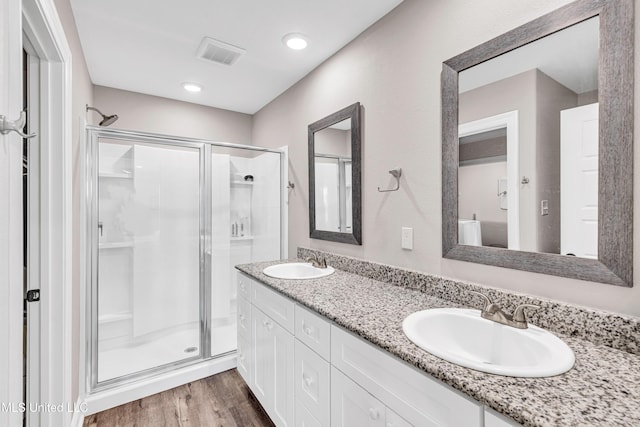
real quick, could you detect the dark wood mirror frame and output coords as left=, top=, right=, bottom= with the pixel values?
left=309, top=102, right=362, bottom=245
left=442, top=0, right=634, bottom=286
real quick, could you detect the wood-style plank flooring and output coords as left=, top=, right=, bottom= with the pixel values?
left=83, top=369, right=274, bottom=427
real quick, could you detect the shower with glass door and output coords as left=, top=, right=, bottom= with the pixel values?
left=85, top=127, right=285, bottom=390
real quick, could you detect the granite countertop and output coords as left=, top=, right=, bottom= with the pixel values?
left=237, top=259, right=640, bottom=427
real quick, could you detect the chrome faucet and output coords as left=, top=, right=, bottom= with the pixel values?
left=305, top=255, right=327, bottom=269
left=467, top=290, right=539, bottom=329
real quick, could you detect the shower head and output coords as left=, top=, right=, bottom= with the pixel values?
left=86, top=105, right=119, bottom=127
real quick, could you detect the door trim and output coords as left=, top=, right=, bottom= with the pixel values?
left=22, top=0, right=74, bottom=425
left=459, top=110, right=520, bottom=250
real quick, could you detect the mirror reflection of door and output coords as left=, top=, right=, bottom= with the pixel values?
left=457, top=16, right=599, bottom=258
left=313, top=118, right=352, bottom=233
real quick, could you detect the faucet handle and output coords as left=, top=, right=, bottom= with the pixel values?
left=466, top=289, right=492, bottom=311
left=513, top=304, right=540, bottom=323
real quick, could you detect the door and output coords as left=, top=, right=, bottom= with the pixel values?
left=0, top=0, right=26, bottom=426
left=561, top=103, right=599, bottom=258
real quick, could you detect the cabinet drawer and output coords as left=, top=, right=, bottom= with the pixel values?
left=331, top=326, right=482, bottom=427
left=387, top=408, right=412, bottom=427
left=237, top=272, right=253, bottom=300
left=295, top=340, right=330, bottom=427
left=237, top=296, right=252, bottom=340
left=252, top=281, right=295, bottom=333
left=485, top=407, right=522, bottom=427
left=295, top=305, right=331, bottom=361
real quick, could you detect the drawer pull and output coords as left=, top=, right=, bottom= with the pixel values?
left=263, top=319, right=274, bottom=330
left=239, top=314, right=246, bottom=321
left=302, top=374, right=314, bottom=387
left=369, top=408, right=380, bottom=420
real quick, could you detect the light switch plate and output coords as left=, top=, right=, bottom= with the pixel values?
left=401, top=227, right=413, bottom=250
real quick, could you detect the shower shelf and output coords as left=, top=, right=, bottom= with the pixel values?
left=230, top=180, right=254, bottom=186
left=99, top=172, right=133, bottom=179
left=99, top=312, right=133, bottom=323
left=99, top=241, right=134, bottom=249
left=231, top=236, right=253, bottom=242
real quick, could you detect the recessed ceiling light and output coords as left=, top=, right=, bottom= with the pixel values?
left=282, top=33, right=308, bottom=50
left=182, top=82, right=202, bottom=93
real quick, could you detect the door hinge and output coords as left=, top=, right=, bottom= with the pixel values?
left=25, top=289, right=40, bottom=302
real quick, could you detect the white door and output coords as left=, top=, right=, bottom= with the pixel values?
left=561, top=103, right=599, bottom=258
left=0, top=0, right=26, bottom=426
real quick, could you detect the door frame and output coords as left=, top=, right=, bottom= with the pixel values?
left=459, top=110, right=520, bottom=250
left=22, top=0, right=74, bottom=425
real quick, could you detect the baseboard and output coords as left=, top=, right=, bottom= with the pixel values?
left=69, top=397, right=87, bottom=427
left=81, top=354, right=237, bottom=416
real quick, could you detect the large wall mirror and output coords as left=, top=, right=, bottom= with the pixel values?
left=442, top=0, right=633, bottom=286
left=309, top=102, right=362, bottom=245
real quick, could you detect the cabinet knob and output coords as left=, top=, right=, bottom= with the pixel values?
left=369, top=408, right=380, bottom=420
left=303, top=323, right=314, bottom=336
left=239, top=314, right=245, bottom=321
left=263, top=319, right=274, bottom=330
left=303, top=374, right=314, bottom=387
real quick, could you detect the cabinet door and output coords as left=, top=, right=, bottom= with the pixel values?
left=237, top=295, right=252, bottom=341
left=252, top=306, right=273, bottom=409
left=252, top=306, right=294, bottom=427
left=331, top=367, right=385, bottom=427
left=236, top=335, right=252, bottom=387
left=295, top=340, right=330, bottom=427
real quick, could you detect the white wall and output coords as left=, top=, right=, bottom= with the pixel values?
left=252, top=0, right=640, bottom=317
left=53, top=0, right=94, bottom=403
left=93, top=85, right=253, bottom=144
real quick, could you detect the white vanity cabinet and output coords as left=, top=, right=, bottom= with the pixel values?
left=237, top=273, right=295, bottom=427
left=294, top=305, right=332, bottom=427
left=237, top=272, right=512, bottom=427
left=331, top=367, right=411, bottom=427
left=331, top=326, right=482, bottom=427
left=252, top=305, right=295, bottom=426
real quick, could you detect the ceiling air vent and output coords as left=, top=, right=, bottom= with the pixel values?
left=196, top=37, right=246, bottom=66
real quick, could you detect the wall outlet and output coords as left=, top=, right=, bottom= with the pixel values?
left=401, top=227, right=413, bottom=250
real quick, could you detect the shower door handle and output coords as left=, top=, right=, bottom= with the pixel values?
left=0, top=110, right=37, bottom=139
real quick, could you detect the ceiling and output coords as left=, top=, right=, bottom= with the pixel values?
left=70, top=0, right=404, bottom=114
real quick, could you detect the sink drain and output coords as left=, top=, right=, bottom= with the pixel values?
left=184, top=346, right=198, bottom=354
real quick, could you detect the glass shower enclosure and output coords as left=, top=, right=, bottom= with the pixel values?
left=85, top=127, right=285, bottom=390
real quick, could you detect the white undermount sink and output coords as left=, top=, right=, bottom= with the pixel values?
left=402, top=308, right=575, bottom=377
left=262, top=262, right=335, bottom=280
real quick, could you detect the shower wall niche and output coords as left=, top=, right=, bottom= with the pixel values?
left=86, top=128, right=285, bottom=391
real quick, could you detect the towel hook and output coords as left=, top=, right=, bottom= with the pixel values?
left=377, top=168, right=402, bottom=192
left=0, top=110, right=37, bottom=139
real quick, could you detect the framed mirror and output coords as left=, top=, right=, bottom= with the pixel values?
left=442, top=0, right=633, bottom=286
left=309, top=102, right=362, bottom=245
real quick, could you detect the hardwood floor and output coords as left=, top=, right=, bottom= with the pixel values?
left=83, top=369, right=274, bottom=427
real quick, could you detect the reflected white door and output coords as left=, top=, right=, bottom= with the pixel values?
left=561, top=103, right=599, bottom=258
left=0, top=0, right=25, bottom=425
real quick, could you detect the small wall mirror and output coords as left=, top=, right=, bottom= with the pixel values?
left=442, top=0, right=633, bottom=286
left=309, top=102, right=362, bottom=245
